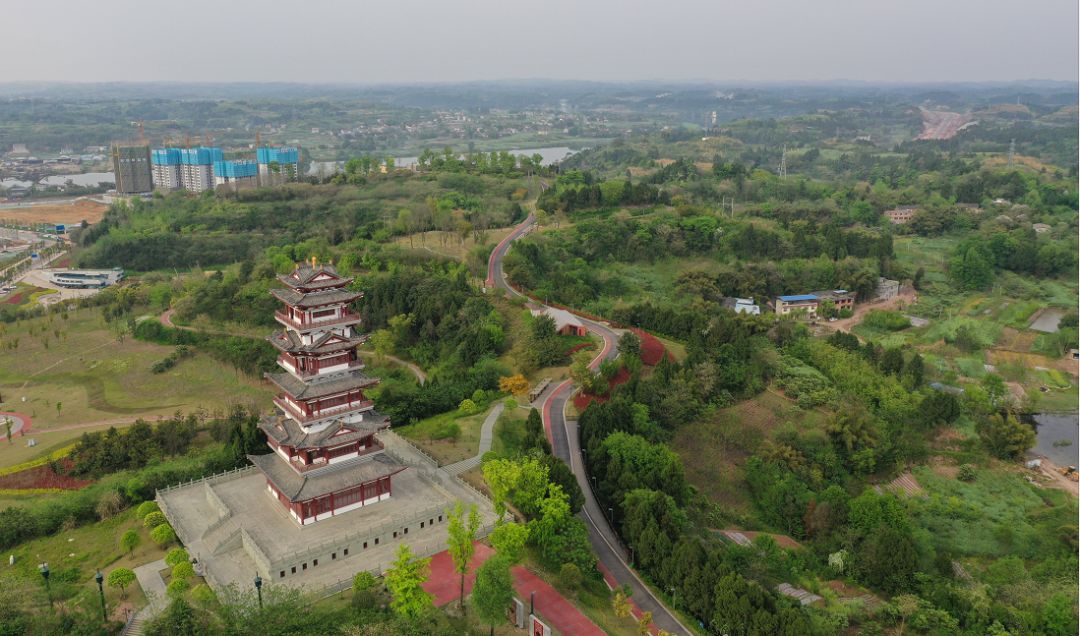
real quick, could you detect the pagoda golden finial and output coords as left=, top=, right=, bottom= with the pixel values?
left=311, top=255, right=317, bottom=267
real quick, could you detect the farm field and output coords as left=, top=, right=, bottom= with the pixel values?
left=0, top=307, right=272, bottom=464
left=0, top=198, right=109, bottom=225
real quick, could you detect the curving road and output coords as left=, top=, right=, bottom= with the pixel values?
left=489, top=215, right=690, bottom=635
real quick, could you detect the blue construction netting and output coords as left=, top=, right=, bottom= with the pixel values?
left=213, top=160, right=259, bottom=178
left=179, top=147, right=224, bottom=165
left=151, top=148, right=181, bottom=165
left=257, top=147, right=299, bottom=164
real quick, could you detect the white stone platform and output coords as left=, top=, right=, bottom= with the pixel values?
left=158, top=438, right=496, bottom=595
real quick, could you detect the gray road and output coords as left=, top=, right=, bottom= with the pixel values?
left=489, top=216, right=690, bottom=635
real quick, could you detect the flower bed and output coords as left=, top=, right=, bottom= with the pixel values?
left=573, top=366, right=631, bottom=411
left=0, top=458, right=92, bottom=490
left=629, top=328, right=668, bottom=366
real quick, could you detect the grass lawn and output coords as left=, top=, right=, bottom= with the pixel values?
left=391, top=226, right=516, bottom=262
left=0, top=307, right=272, bottom=435
left=0, top=421, right=118, bottom=471
left=672, top=388, right=827, bottom=518
left=395, top=403, right=494, bottom=465
left=0, top=506, right=169, bottom=622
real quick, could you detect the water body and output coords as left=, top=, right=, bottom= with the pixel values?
left=2, top=173, right=114, bottom=189
left=307, top=146, right=579, bottom=176
left=1028, top=412, right=1080, bottom=467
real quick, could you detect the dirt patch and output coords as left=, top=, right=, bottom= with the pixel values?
left=1036, top=458, right=1079, bottom=497
left=989, top=349, right=1079, bottom=377
left=0, top=199, right=108, bottom=225
left=825, top=288, right=918, bottom=334
left=996, top=327, right=1037, bottom=352
left=929, top=458, right=960, bottom=479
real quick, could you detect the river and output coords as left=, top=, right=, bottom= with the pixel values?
left=307, top=145, right=579, bottom=176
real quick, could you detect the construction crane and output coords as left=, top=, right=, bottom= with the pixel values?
left=255, top=131, right=262, bottom=149
left=136, top=120, right=147, bottom=145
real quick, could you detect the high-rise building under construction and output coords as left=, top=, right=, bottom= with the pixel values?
left=111, top=143, right=153, bottom=194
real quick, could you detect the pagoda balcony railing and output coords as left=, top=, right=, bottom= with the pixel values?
left=278, top=358, right=366, bottom=378
left=274, top=309, right=361, bottom=331
left=273, top=396, right=375, bottom=424
left=287, top=440, right=384, bottom=473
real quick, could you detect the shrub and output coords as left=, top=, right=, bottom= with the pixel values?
left=190, top=583, right=216, bottom=606
left=167, top=577, right=190, bottom=598
left=458, top=398, right=478, bottom=414
left=862, top=310, right=911, bottom=332
left=143, top=511, right=168, bottom=529
left=431, top=421, right=462, bottom=442
left=957, top=465, right=976, bottom=482
left=165, top=547, right=190, bottom=567
left=172, top=561, right=195, bottom=581
left=151, top=523, right=177, bottom=547
left=136, top=501, right=160, bottom=518
left=95, top=490, right=126, bottom=520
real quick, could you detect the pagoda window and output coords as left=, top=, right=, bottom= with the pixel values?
left=312, top=308, right=336, bottom=320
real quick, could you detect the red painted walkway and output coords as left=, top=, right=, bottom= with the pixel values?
left=422, top=541, right=604, bottom=635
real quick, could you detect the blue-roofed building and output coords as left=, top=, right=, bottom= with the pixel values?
left=774, top=289, right=857, bottom=317
left=775, top=294, right=819, bottom=315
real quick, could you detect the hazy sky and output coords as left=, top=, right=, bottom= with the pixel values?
left=2, top=0, right=1076, bottom=83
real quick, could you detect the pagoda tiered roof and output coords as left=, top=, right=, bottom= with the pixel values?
left=270, top=286, right=364, bottom=308
left=268, top=329, right=367, bottom=355
left=259, top=413, right=389, bottom=450
left=248, top=452, right=405, bottom=502
left=266, top=371, right=380, bottom=400
left=279, top=262, right=354, bottom=291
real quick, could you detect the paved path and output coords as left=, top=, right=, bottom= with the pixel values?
left=442, top=402, right=503, bottom=475
left=132, top=558, right=168, bottom=619
left=423, top=540, right=603, bottom=636
left=488, top=215, right=689, bottom=635
left=0, top=412, right=29, bottom=440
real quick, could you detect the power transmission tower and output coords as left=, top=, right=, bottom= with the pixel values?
left=777, top=145, right=787, bottom=180
left=1007, top=138, right=1015, bottom=167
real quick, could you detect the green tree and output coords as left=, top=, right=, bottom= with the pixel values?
left=949, top=245, right=993, bottom=290
left=977, top=412, right=1035, bottom=459
left=108, top=567, right=136, bottom=599
left=618, top=332, right=642, bottom=360
left=857, top=525, right=918, bottom=593
left=472, top=555, right=515, bottom=636
left=120, top=529, right=140, bottom=557
left=136, top=500, right=160, bottom=518
left=447, top=501, right=481, bottom=612
left=489, top=521, right=529, bottom=563
left=143, top=511, right=168, bottom=528
left=385, top=543, right=433, bottom=620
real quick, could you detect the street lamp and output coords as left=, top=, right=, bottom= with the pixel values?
left=608, top=507, right=613, bottom=524
left=530, top=591, right=535, bottom=615
left=254, top=574, right=263, bottom=608
left=95, top=570, right=106, bottom=621
left=39, top=562, right=51, bottom=607
left=670, top=586, right=677, bottom=607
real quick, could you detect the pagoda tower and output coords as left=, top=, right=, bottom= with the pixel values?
left=249, top=259, right=405, bottom=525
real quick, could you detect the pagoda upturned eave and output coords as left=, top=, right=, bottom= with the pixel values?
left=266, top=371, right=380, bottom=400
left=271, top=287, right=364, bottom=308
left=268, top=330, right=367, bottom=355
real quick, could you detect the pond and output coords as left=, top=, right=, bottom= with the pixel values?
left=1028, top=412, right=1080, bottom=467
